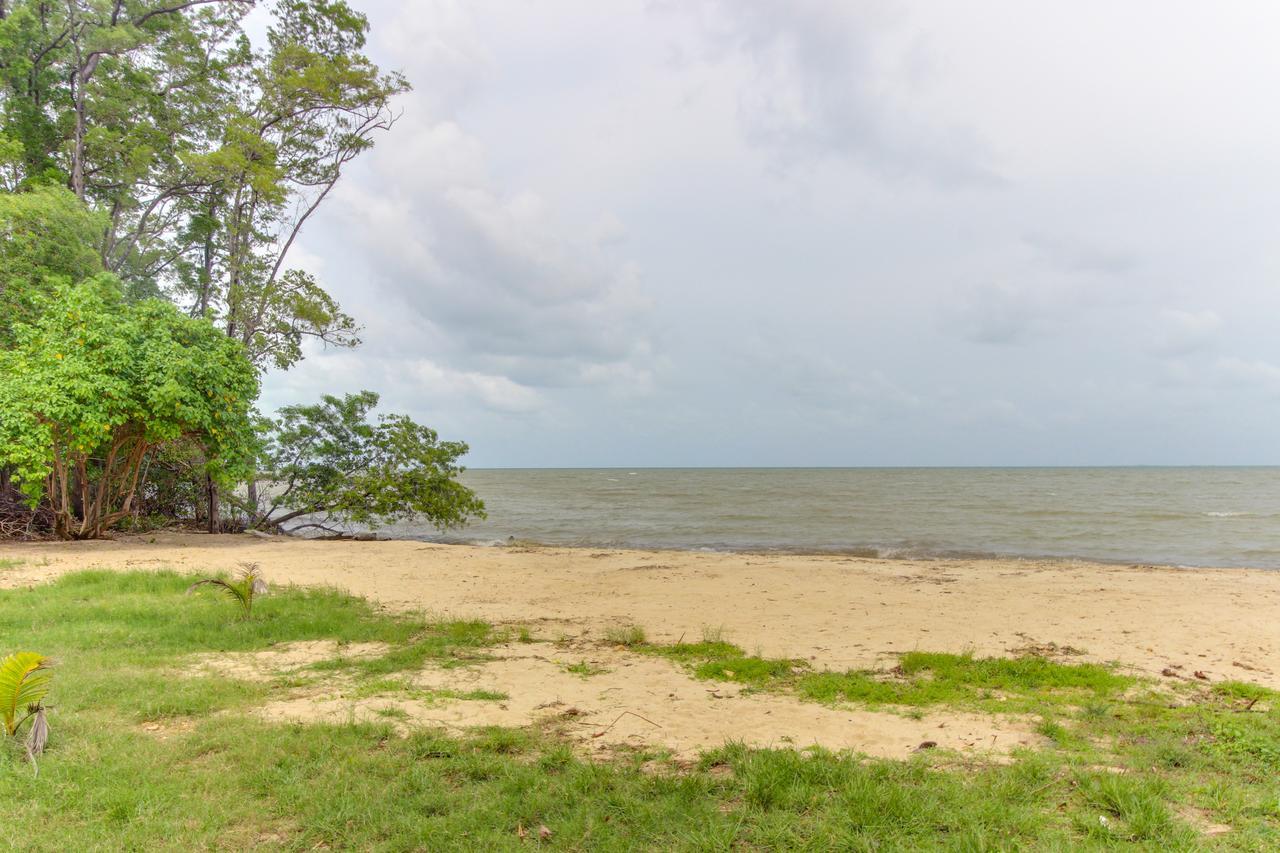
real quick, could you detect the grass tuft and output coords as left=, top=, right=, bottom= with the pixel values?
left=564, top=661, right=608, bottom=678
left=603, top=624, right=646, bottom=647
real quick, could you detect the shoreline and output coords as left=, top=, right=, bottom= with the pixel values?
left=3, top=531, right=1279, bottom=690
left=410, top=534, right=1277, bottom=571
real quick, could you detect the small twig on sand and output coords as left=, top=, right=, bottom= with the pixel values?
left=592, top=711, right=663, bottom=738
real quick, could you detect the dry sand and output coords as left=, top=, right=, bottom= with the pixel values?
left=4, top=533, right=1278, bottom=757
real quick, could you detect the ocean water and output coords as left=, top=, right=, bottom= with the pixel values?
left=383, top=467, right=1280, bottom=568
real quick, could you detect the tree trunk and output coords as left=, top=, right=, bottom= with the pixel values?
left=206, top=474, right=219, bottom=533
left=71, top=68, right=86, bottom=199
left=246, top=479, right=259, bottom=527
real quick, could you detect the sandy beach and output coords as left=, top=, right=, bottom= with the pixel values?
left=3, top=532, right=1279, bottom=764
left=4, top=532, right=1277, bottom=688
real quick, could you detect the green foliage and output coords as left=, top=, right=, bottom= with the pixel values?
left=0, top=277, right=258, bottom=537
left=0, top=0, right=407, bottom=372
left=0, top=651, right=50, bottom=737
left=0, top=186, right=105, bottom=345
left=1207, top=717, right=1280, bottom=770
left=186, top=563, right=268, bottom=620
left=250, top=391, right=484, bottom=534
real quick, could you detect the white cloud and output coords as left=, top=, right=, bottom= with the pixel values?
left=1216, top=357, right=1280, bottom=395
left=1151, top=309, right=1223, bottom=358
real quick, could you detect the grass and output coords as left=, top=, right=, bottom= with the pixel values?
left=637, top=636, right=1136, bottom=713
left=0, top=570, right=1277, bottom=849
left=603, top=624, right=646, bottom=647
left=0, top=557, right=23, bottom=570
left=564, top=661, right=609, bottom=678
left=346, top=678, right=509, bottom=703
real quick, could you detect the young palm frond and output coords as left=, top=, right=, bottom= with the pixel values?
left=186, top=562, right=269, bottom=619
left=0, top=652, right=51, bottom=737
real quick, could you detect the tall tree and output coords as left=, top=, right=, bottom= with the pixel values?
left=0, top=0, right=406, bottom=368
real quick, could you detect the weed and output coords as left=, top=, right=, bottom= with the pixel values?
left=604, top=624, right=646, bottom=647
left=564, top=661, right=609, bottom=678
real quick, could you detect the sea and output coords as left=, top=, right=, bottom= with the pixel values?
left=380, top=467, right=1280, bottom=569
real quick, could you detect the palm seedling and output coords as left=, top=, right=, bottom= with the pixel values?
left=1, top=651, right=52, bottom=767
left=187, top=562, right=269, bottom=620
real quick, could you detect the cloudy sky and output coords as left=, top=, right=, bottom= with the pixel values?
left=261, top=0, right=1280, bottom=467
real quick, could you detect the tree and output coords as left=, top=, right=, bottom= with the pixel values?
left=0, top=185, right=105, bottom=345
left=0, top=0, right=407, bottom=370
left=0, top=275, right=258, bottom=538
left=248, top=392, right=484, bottom=535
left=0, top=0, right=406, bottom=377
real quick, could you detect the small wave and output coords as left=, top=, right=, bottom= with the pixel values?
left=1203, top=511, right=1251, bottom=518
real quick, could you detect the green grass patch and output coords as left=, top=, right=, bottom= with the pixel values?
left=345, top=678, right=508, bottom=703
left=0, top=570, right=1276, bottom=849
left=310, top=619, right=496, bottom=676
left=564, top=661, right=609, bottom=678
left=637, top=637, right=1133, bottom=710
left=636, top=639, right=810, bottom=687
left=798, top=651, right=1133, bottom=709
left=0, top=557, right=23, bottom=570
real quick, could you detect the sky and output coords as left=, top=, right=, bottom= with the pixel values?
left=260, top=0, right=1280, bottom=467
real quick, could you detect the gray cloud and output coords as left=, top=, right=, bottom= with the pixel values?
left=667, top=0, right=1003, bottom=186
left=257, top=0, right=1280, bottom=466
left=1022, top=233, right=1137, bottom=276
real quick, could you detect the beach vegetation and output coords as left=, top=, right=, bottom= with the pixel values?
left=186, top=563, right=269, bottom=621
left=243, top=391, right=485, bottom=536
left=636, top=636, right=1137, bottom=714
left=0, top=570, right=1277, bottom=848
left=0, top=652, right=50, bottom=737
left=564, top=661, right=609, bottom=678
left=0, top=278, right=258, bottom=538
left=603, top=624, right=647, bottom=647
left=0, top=1, right=482, bottom=542
left=310, top=619, right=497, bottom=677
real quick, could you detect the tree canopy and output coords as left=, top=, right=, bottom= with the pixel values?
left=0, top=1, right=483, bottom=540
left=0, top=275, right=257, bottom=538
left=0, top=185, right=105, bottom=345
left=0, top=0, right=407, bottom=368
left=250, top=392, right=485, bottom=535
